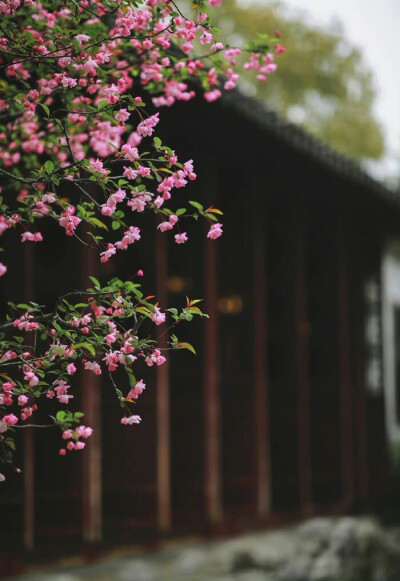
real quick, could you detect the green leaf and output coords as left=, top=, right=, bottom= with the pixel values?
left=97, top=99, right=108, bottom=109
left=6, top=439, right=16, bottom=451
left=128, top=372, right=137, bottom=388
left=44, top=160, right=54, bottom=174
left=89, top=276, right=100, bottom=288
left=74, top=342, right=96, bottom=356
left=87, top=217, right=108, bottom=230
left=189, top=200, right=203, bottom=211
left=179, top=342, right=196, bottom=355
left=203, top=212, right=218, bottom=222
left=40, top=103, right=50, bottom=117
left=111, top=221, right=121, bottom=230
left=153, top=136, right=162, bottom=148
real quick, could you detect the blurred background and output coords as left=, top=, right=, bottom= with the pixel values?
left=2, top=1, right=400, bottom=580
left=212, top=0, right=400, bottom=188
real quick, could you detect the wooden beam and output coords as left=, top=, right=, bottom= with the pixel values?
left=156, top=230, right=171, bottom=531
left=24, top=244, right=35, bottom=551
left=338, top=227, right=355, bottom=507
left=253, top=197, right=271, bottom=518
left=294, top=205, right=312, bottom=514
left=82, top=246, right=102, bottom=543
left=204, top=237, right=222, bottom=524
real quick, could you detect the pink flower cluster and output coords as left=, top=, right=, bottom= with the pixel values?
left=13, top=313, right=39, bottom=332
left=100, top=226, right=141, bottom=262
left=244, top=53, right=277, bottom=82
left=60, top=425, right=93, bottom=455
left=0, top=0, right=283, bottom=469
left=145, top=348, right=166, bottom=366
left=127, top=379, right=146, bottom=400
left=47, top=379, right=73, bottom=404
left=58, top=206, right=82, bottom=237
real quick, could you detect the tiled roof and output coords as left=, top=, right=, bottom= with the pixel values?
left=221, top=90, right=399, bottom=205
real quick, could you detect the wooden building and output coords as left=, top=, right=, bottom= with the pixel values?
left=1, top=91, right=399, bottom=565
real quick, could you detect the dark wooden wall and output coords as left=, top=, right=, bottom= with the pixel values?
left=0, top=98, right=395, bottom=566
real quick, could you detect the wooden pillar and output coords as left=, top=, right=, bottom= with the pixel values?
left=24, top=244, right=35, bottom=551
left=354, top=286, right=369, bottom=503
left=156, top=231, right=171, bottom=531
left=204, top=237, right=222, bottom=524
left=253, top=194, right=271, bottom=517
left=294, top=205, right=313, bottom=513
left=82, top=246, right=102, bottom=543
left=338, top=227, right=355, bottom=507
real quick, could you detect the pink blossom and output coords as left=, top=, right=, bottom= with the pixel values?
left=24, top=370, right=39, bottom=386
left=204, top=89, right=222, bottom=102
left=121, top=415, right=142, bottom=425
left=150, top=306, right=166, bottom=325
left=175, top=232, right=188, bottom=244
left=199, top=31, right=213, bottom=45
left=88, top=158, right=107, bottom=175
left=123, top=166, right=138, bottom=180
left=58, top=394, right=73, bottom=404
left=59, top=449, right=66, bottom=456
left=101, top=205, right=115, bottom=216
left=157, top=221, right=173, bottom=232
left=115, top=108, right=131, bottom=122
left=18, top=395, right=28, bottom=406
left=75, top=425, right=93, bottom=438
left=3, top=414, right=18, bottom=426
left=127, top=194, right=151, bottom=212
left=113, top=188, right=126, bottom=203
left=62, top=429, right=74, bottom=439
left=137, top=165, right=150, bottom=177
left=0, top=350, right=16, bottom=363
left=145, top=348, right=167, bottom=366
left=21, top=231, right=43, bottom=242
left=59, top=206, right=81, bottom=236
left=105, top=333, right=117, bottom=345
left=83, top=57, right=98, bottom=76
left=13, top=313, right=39, bottom=332
left=115, top=226, right=141, bottom=250
left=121, top=143, right=139, bottom=162
left=84, top=361, right=102, bottom=375
left=100, top=243, right=116, bottom=263
left=137, top=113, right=159, bottom=137
left=21, top=407, right=33, bottom=421
left=127, top=379, right=146, bottom=400
left=207, top=222, right=223, bottom=239
left=75, top=34, right=91, bottom=43
left=66, top=363, right=76, bottom=375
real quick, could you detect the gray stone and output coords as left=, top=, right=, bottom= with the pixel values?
left=113, top=559, right=158, bottom=581
left=309, top=551, right=342, bottom=581
left=7, top=517, right=400, bottom=581
left=234, top=571, right=271, bottom=581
